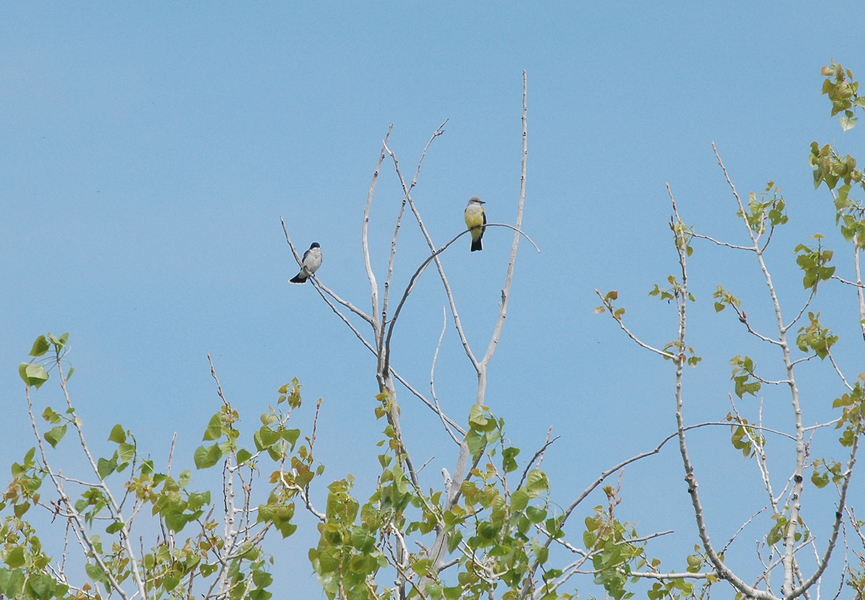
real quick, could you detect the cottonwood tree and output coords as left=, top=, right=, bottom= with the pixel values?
left=4, top=65, right=865, bottom=600
left=598, top=60, right=865, bottom=599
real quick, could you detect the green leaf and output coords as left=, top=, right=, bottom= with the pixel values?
left=41, top=406, right=61, bottom=424
left=105, top=520, right=125, bottom=534
left=203, top=413, right=223, bottom=441
left=19, top=363, right=49, bottom=389
left=510, top=488, right=530, bottom=512
left=533, top=542, right=549, bottom=564
left=97, top=455, right=117, bottom=479
left=0, top=569, right=25, bottom=598
left=258, top=426, right=280, bottom=448
left=443, top=586, right=462, bottom=600
left=526, top=505, right=547, bottom=524
left=766, top=517, right=786, bottom=546
left=188, top=491, right=211, bottom=511
left=237, top=448, right=252, bottom=464
left=164, top=575, right=180, bottom=591
left=502, top=446, right=520, bottom=473
left=413, top=558, right=433, bottom=577
left=4, top=547, right=25, bottom=569
left=30, top=336, right=51, bottom=357
left=545, top=516, right=564, bottom=539
left=108, top=424, right=126, bottom=444
left=277, top=521, right=297, bottom=539
left=179, top=469, right=192, bottom=487
left=525, top=469, right=549, bottom=497
left=194, top=444, right=223, bottom=469
left=282, top=428, right=301, bottom=448
left=118, top=442, right=135, bottom=464
left=468, top=405, right=489, bottom=431
left=84, top=563, right=105, bottom=581
left=252, top=569, right=273, bottom=588
left=447, top=530, right=463, bottom=554
left=796, top=311, right=838, bottom=359
left=318, top=547, right=340, bottom=573
left=27, top=572, right=55, bottom=600
left=165, top=510, right=190, bottom=533
left=840, top=113, right=858, bottom=131
left=44, top=425, right=67, bottom=449
left=811, top=468, right=829, bottom=489
left=350, top=526, right=371, bottom=550
left=465, top=429, right=486, bottom=459
left=249, top=588, right=272, bottom=600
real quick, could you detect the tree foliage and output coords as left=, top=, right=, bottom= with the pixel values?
left=4, top=64, right=865, bottom=600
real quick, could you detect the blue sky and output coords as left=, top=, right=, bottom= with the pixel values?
left=2, top=2, right=864, bottom=597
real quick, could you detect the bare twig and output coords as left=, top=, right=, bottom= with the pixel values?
left=384, top=230, right=471, bottom=376
left=692, top=232, right=755, bottom=252
left=790, top=354, right=818, bottom=367
left=366, top=127, right=392, bottom=336
left=722, top=503, right=771, bottom=555
left=830, top=274, right=865, bottom=288
left=595, top=289, right=676, bottom=359
left=784, top=287, right=817, bottom=333
left=480, top=72, right=530, bottom=375
left=381, top=122, right=446, bottom=353
left=629, top=571, right=717, bottom=580
left=802, top=418, right=844, bottom=432
left=429, top=72, right=531, bottom=582
left=517, top=431, right=560, bottom=489
left=384, top=142, right=478, bottom=369
left=729, top=395, right=779, bottom=510
left=166, top=432, right=177, bottom=478
left=668, top=176, right=776, bottom=599
left=431, top=306, right=461, bottom=444
left=788, top=417, right=863, bottom=597
left=826, top=347, right=854, bottom=391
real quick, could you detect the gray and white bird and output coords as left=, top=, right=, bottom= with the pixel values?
left=289, top=242, right=322, bottom=284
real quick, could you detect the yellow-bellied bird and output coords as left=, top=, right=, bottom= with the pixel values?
left=289, top=242, right=322, bottom=284
left=464, top=196, right=486, bottom=252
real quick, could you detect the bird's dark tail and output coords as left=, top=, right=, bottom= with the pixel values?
left=471, top=238, right=483, bottom=252
left=289, top=274, right=308, bottom=284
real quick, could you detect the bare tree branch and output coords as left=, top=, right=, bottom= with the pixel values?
left=666, top=178, right=776, bottom=599
left=431, top=306, right=462, bottom=444
left=595, top=288, right=677, bottom=359
left=692, top=232, right=755, bottom=251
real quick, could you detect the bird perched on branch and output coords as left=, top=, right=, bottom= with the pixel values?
left=289, top=242, right=322, bottom=284
left=464, top=196, right=486, bottom=252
